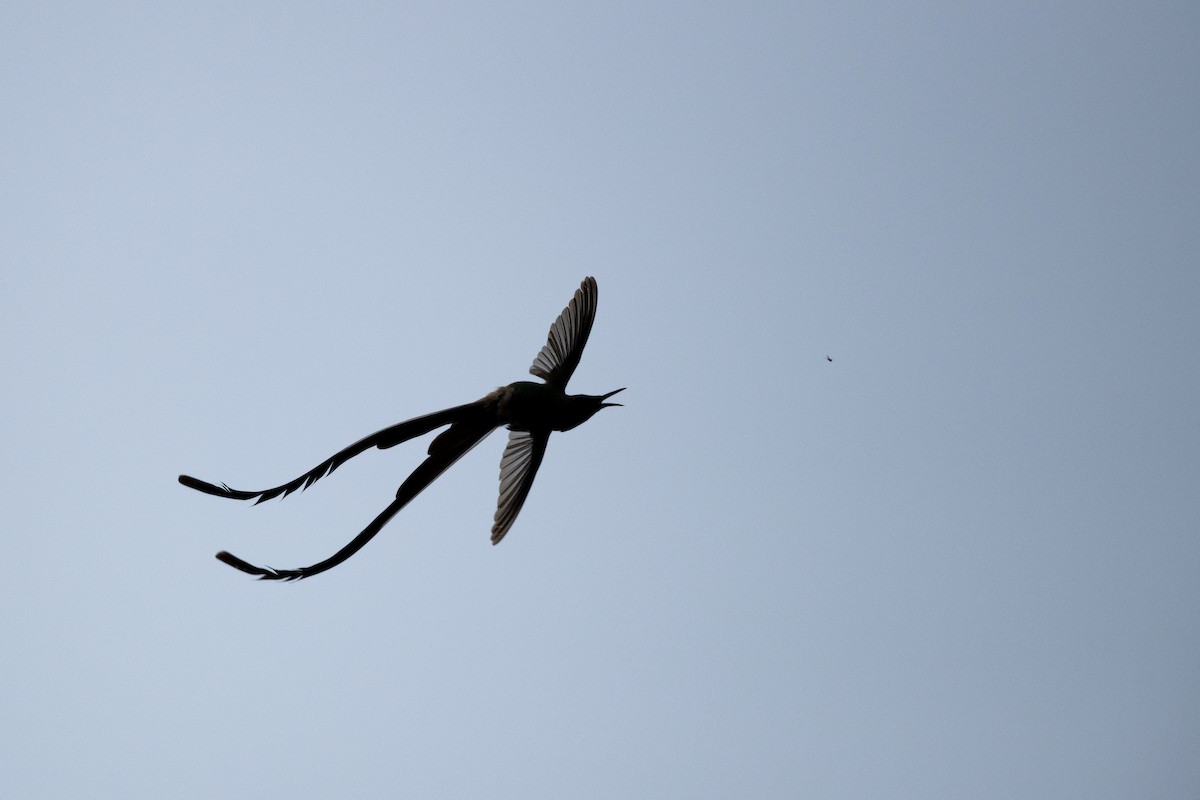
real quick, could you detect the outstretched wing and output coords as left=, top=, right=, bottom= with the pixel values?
left=178, top=401, right=479, bottom=504
left=529, top=276, right=597, bottom=391
left=491, top=429, right=549, bottom=544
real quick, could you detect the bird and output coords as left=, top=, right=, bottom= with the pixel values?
left=826, top=355, right=833, bottom=362
left=179, top=276, right=623, bottom=581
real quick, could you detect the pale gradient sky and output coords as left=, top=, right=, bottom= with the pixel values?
left=2, top=2, right=1198, bottom=798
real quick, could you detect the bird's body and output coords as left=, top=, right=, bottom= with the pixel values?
left=499, top=380, right=617, bottom=432
left=179, top=277, right=622, bottom=581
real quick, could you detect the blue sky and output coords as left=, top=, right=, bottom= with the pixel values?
left=2, top=2, right=1198, bottom=797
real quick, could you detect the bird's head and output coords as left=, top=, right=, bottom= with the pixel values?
left=560, top=387, right=624, bottom=431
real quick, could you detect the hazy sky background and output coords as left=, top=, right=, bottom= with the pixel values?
left=2, top=2, right=1198, bottom=797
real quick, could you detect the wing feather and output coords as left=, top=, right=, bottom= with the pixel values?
left=491, top=429, right=549, bottom=544
left=529, top=276, right=598, bottom=390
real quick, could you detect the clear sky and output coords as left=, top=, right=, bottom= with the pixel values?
left=2, top=2, right=1198, bottom=797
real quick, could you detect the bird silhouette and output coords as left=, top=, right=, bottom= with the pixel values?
left=179, top=276, right=623, bottom=580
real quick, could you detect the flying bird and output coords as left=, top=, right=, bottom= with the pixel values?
left=179, top=276, right=623, bottom=581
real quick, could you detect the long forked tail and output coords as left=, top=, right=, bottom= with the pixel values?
left=178, top=401, right=480, bottom=504
left=215, top=416, right=499, bottom=580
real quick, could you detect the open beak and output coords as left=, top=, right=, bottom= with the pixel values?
left=599, top=387, right=626, bottom=407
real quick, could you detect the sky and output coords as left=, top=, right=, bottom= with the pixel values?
left=2, top=2, right=1198, bottom=797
